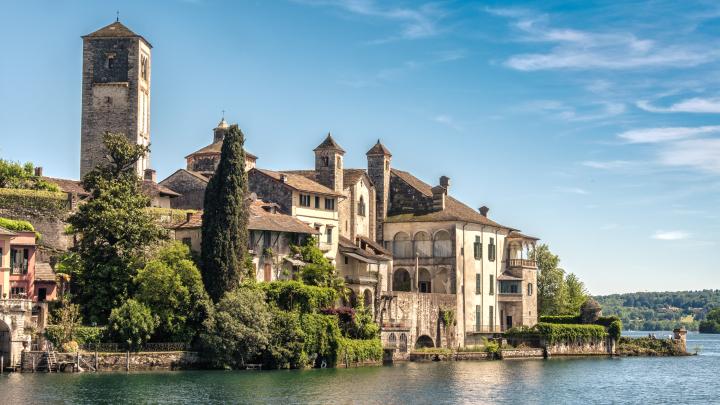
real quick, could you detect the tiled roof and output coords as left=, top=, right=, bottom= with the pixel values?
left=160, top=169, right=210, bottom=185
left=83, top=21, right=152, bottom=47
left=385, top=169, right=515, bottom=230
left=339, top=236, right=391, bottom=262
left=314, top=133, right=345, bottom=153
left=253, top=168, right=344, bottom=197
left=283, top=168, right=371, bottom=189
left=42, top=177, right=89, bottom=196
left=0, top=226, right=17, bottom=236
left=34, top=262, right=56, bottom=282
left=185, top=140, right=257, bottom=160
left=366, top=140, right=392, bottom=157
left=497, top=272, right=523, bottom=281
left=174, top=200, right=319, bottom=235
left=142, top=181, right=180, bottom=197
left=507, top=231, right=540, bottom=241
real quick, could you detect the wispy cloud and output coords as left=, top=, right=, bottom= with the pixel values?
left=652, top=230, right=690, bottom=240
left=618, top=125, right=720, bottom=144
left=658, top=139, right=720, bottom=174
left=521, top=100, right=624, bottom=122
left=581, top=160, right=634, bottom=170
left=557, top=186, right=589, bottom=195
left=295, top=0, right=446, bottom=42
left=637, top=97, right=720, bottom=113
left=487, top=7, right=719, bottom=71
left=433, top=115, right=462, bottom=131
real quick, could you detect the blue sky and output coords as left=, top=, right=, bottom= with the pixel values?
left=1, top=0, right=719, bottom=294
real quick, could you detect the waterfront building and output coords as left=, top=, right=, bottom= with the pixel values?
left=170, top=197, right=318, bottom=282
left=0, top=227, right=56, bottom=302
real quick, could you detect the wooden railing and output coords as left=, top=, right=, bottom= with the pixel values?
left=508, top=259, right=536, bottom=268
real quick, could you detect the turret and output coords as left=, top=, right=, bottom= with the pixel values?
left=366, top=140, right=392, bottom=242
left=314, top=133, right=345, bottom=194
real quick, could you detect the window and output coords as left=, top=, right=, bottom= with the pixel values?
left=10, top=248, right=28, bottom=275
left=344, top=256, right=349, bottom=265
left=475, top=273, right=481, bottom=295
left=0, top=247, right=2, bottom=267
left=325, top=198, right=335, bottom=210
left=321, top=156, right=329, bottom=167
left=475, top=305, right=481, bottom=330
left=489, top=275, right=494, bottom=295
left=141, top=54, right=148, bottom=81
left=357, top=197, right=366, bottom=216
left=489, top=237, right=496, bottom=262
left=181, top=237, right=192, bottom=248
left=326, top=227, right=333, bottom=244
left=315, top=196, right=321, bottom=208
left=500, top=280, right=520, bottom=294
left=106, top=54, right=116, bottom=69
left=300, top=194, right=311, bottom=207
left=528, top=283, right=533, bottom=296
left=263, top=231, right=271, bottom=248
left=489, top=306, right=495, bottom=331
left=11, top=286, right=25, bottom=297
left=473, top=236, right=482, bottom=260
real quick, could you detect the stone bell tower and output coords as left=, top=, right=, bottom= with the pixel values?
left=80, top=20, right=152, bottom=178
left=314, top=133, right=345, bottom=194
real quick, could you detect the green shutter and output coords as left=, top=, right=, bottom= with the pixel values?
left=489, top=275, right=494, bottom=295
left=475, top=273, right=481, bottom=294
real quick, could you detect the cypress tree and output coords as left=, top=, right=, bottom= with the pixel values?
left=201, top=125, right=249, bottom=302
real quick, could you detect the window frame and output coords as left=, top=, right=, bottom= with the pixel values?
left=299, top=194, right=311, bottom=207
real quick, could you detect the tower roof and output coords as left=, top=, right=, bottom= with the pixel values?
left=215, top=117, right=229, bottom=130
left=83, top=21, right=152, bottom=47
left=366, top=139, right=392, bottom=157
left=314, top=133, right=345, bottom=154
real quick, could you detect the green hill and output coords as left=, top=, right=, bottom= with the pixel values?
left=594, top=290, right=720, bottom=331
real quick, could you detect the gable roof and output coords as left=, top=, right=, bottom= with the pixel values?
left=0, top=226, right=17, bottom=237
left=160, top=169, right=210, bottom=186
left=174, top=201, right=319, bottom=235
left=42, top=177, right=90, bottom=197
left=386, top=169, right=515, bottom=230
left=252, top=168, right=344, bottom=197
left=185, top=140, right=257, bottom=160
left=366, top=140, right=392, bottom=157
left=34, top=262, right=56, bottom=282
left=83, top=21, right=152, bottom=47
left=142, top=180, right=180, bottom=198
left=283, top=168, right=373, bottom=190
left=507, top=231, right=540, bottom=241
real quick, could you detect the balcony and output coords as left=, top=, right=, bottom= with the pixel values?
left=381, top=320, right=411, bottom=330
left=508, top=259, right=536, bottom=269
left=11, top=265, right=28, bottom=275
left=466, top=324, right=508, bottom=334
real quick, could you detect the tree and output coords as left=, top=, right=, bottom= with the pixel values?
left=533, top=244, right=568, bottom=316
left=295, top=237, right=346, bottom=298
left=263, top=308, right=307, bottom=369
left=0, top=159, right=59, bottom=191
left=200, top=287, right=271, bottom=368
left=67, top=133, right=166, bottom=323
left=699, top=308, right=720, bottom=334
left=108, top=299, right=158, bottom=350
left=565, top=273, right=588, bottom=314
left=201, top=125, right=249, bottom=302
left=134, top=242, right=213, bottom=342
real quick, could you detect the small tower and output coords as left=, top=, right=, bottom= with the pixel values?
left=213, top=117, right=229, bottom=143
left=314, top=133, right=345, bottom=194
left=80, top=21, right=152, bottom=178
left=366, top=140, right=392, bottom=242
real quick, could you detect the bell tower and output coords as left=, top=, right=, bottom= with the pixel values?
left=80, top=20, right=152, bottom=178
left=314, top=133, right=345, bottom=194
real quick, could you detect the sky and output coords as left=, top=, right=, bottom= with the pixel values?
left=1, top=0, right=719, bottom=295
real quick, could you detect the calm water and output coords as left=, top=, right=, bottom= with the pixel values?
left=2, top=332, right=718, bottom=404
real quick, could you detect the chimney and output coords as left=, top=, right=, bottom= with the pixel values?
left=144, top=168, right=157, bottom=183
left=186, top=212, right=193, bottom=222
left=432, top=185, right=447, bottom=211
left=34, top=167, right=43, bottom=177
left=479, top=206, right=489, bottom=217
left=440, top=176, right=450, bottom=191
left=280, top=174, right=288, bottom=183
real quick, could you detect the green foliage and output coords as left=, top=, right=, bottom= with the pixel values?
left=594, top=290, right=720, bottom=331
left=351, top=303, right=379, bottom=340
left=337, top=337, right=382, bottom=364
left=260, top=280, right=338, bottom=313
left=145, top=207, right=199, bottom=224
left=699, top=308, right=720, bottom=333
left=481, top=337, right=500, bottom=354
left=535, top=322, right=607, bottom=344
left=0, top=217, right=41, bottom=239
left=299, top=312, right=342, bottom=367
left=108, top=299, right=158, bottom=350
left=565, top=273, right=588, bottom=314
left=45, top=302, right=83, bottom=346
left=617, top=336, right=687, bottom=356
left=608, top=320, right=623, bottom=341
left=200, top=287, right=271, bottom=368
left=67, top=133, right=167, bottom=323
left=263, top=308, right=308, bottom=369
left=0, top=159, right=59, bottom=191
left=532, top=244, right=589, bottom=316
left=295, top=237, right=347, bottom=296
left=45, top=325, right=105, bottom=347
left=133, top=242, right=213, bottom=343
left=0, top=188, right=68, bottom=216
left=201, top=125, right=250, bottom=302
left=539, top=315, right=582, bottom=324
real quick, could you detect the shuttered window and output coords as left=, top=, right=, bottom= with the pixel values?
left=488, top=238, right=496, bottom=262
left=475, top=273, right=481, bottom=295
left=473, top=236, right=482, bottom=260
left=489, top=275, right=494, bottom=295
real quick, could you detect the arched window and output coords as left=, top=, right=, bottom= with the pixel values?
left=393, top=232, right=412, bottom=258
left=415, top=335, right=434, bottom=349
left=363, top=289, right=373, bottom=308
left=357, top=196, right=366, bottom=217
left=418, top=268, right=432, bottom=293
left=399, top=333, right=408, bottom=352
left=433, top=230, right=452, bottom=257
left=388, top=333, right=397, bottom=348
left=414, top=231, right=432, bottom=258
left=392, top=268, right=411, bottom=292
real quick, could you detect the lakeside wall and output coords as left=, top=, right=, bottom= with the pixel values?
left=20, top=351, right=207, bottom=372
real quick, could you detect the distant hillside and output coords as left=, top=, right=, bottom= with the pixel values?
left=594, top=290, right=720, bottom=331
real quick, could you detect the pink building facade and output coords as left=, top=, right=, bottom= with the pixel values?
left=0, top=227, right=56, bottom=302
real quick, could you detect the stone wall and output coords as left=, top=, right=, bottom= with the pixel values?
left=379, top=291, right=458, bottom=351
left=387, top=174, right=434, bottom=216
left=52, top=351, right=207, bottom=371
left=499, top=348, right=544, bottom=359
left=545, top=338, right=613, bottom=356
left=159, top=170, right=208, bottom=210
left=247, top=170, right=293, bottom=215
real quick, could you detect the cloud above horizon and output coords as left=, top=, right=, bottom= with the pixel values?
left=618, top=125, right=720, bottom=143
left=652, top=230, right=690, bottom=240
left=637, top=97, right=720, bottom=113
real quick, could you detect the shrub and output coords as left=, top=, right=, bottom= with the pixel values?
left=0, top=189, right=67, bottom=216
left=108, top=299, right=158, bottom=351
left=596, top=315, right=621, bottom=328
left=608, top=320, right=623, bottom=341
left=539, top=315, right=582, bottom=324
left=61, top=341, right=80, bottom=353
left=300, top=312, right=342, bottom=367
left=0, top=217, right=41, bottom=239
left=337, top=338, right=382, bottom=364
left=263, top=308, right=308, bottom=369
left=45, top=325, right=106, bottom=347
left=536, top=322, right=607, bottom=344
left=260, top=281, right=338, bottom=313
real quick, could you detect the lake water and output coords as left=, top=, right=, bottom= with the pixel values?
left=2, top=332, right=718, bottom=404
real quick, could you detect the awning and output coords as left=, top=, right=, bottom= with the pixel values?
left=344, top=252, right=378, bottom=264
left=283, top=257, right=306, bottom=267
